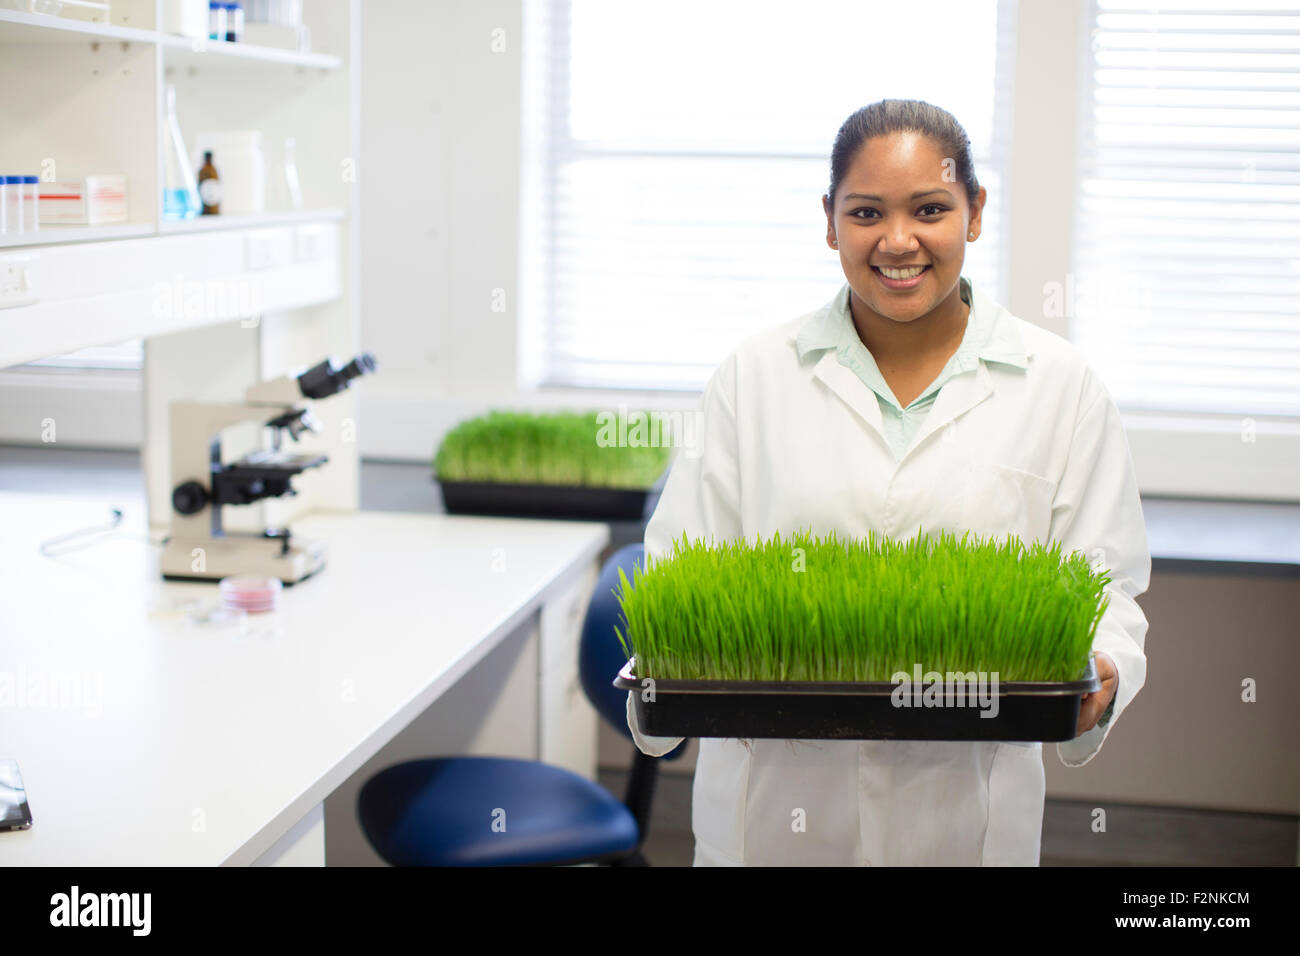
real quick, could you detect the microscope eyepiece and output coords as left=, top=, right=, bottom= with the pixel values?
left=297, top=352, right=377, bottom=399
left=341, top=353, right=377, bottom=380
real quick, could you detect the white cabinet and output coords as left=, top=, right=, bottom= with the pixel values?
left=0, top=217, right=343, bottom=366
left=539, top=562, right=602, bottom=781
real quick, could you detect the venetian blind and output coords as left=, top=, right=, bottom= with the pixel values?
left=1072, top=0, right=1300, bottom=416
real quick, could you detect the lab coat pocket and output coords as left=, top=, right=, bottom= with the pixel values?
left=981, top=741, right=1045, bottom=866
left=960, top=462, right=1056, bottom=545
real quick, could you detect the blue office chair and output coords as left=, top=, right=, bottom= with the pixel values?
left=357, top=543, right=687, bottom=866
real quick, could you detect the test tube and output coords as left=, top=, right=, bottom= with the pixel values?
left=2, top=177, right=22, bottom=234
left=22, top=176, right=38, bottom=233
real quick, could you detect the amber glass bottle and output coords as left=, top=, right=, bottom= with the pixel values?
left=198, top=151, right=222, bottom=215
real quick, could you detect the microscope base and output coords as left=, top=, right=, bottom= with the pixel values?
left=160, top=533, right=326, bottom=584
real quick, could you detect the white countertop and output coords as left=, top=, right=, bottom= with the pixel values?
left=0, top=492, right=609, bottom=865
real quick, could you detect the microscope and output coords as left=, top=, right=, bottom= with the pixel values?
left=160, top=353, right=377, bottom=584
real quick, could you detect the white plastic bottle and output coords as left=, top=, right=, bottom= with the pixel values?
left=209, top=1, right=226, bottom=41
left=2, top=177, right=22, bottom=234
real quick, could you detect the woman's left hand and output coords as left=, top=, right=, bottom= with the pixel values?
left=1075, top=651, right=1117, bottom=736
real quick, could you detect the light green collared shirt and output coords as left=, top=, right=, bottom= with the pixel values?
left=794, top=276, right=1029, bottom=462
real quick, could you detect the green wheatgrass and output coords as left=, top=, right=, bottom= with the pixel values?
left=615, top=527, right=1112, bottom=683
left=433, top=410, right=671, bottom=489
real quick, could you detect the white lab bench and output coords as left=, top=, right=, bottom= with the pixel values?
left=0, top=491, right=609, bottom=866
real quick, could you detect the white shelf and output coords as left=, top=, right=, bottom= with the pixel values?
left=0, top=222, right=155, bottom=248
left=158, top=207, right=346, bottom=234
left=0, top=8, right=341, bottom=71
left=160, top=33, right=341, bottom=71
left=0, top=8, right=155, bottom=44
left=0, top=211, right=346, bottom=249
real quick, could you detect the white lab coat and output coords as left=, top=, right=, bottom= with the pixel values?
left=626, top=279, right=1152, bottom=866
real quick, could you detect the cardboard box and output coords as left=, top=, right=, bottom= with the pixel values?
left=38, top=176, right=128, bottom=225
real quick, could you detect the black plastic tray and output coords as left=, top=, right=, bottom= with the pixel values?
left=614, top=656, right=1101, bottom=741
left=437, top=477, right=663, bottom=521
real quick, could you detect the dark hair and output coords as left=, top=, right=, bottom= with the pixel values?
left=826, top=99, right=980, bottom=209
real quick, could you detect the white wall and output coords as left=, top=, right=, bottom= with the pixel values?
left=358, top=0, right=728, bottom=465
left=360, top=0, right=524, bottom=463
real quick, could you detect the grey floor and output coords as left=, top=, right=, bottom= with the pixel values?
left=597, top=768, right=1298, bottom=867
left=5, top=444, right=1295, bottom=867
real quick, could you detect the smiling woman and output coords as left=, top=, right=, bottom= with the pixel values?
left=625, top=97, right=1154, bottom=867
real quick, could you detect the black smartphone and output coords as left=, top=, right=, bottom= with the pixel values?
left=0, top=759, right=33, bottom=832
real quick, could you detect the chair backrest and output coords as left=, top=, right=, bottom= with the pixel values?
left=578, top=543, right=685, bottom=761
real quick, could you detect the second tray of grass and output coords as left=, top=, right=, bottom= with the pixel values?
left=433, top=410, right=672, bottom=520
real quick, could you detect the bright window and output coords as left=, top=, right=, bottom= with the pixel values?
left=521, top=0, right=1019, bottom=390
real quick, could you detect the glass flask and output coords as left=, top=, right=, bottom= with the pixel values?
left=281, top=136, right=303, bottom=210
left=162, top=85, right=201, bottom=221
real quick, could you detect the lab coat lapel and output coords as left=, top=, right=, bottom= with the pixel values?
left=811, top=351, right=889, bottom=450
left=901, top=360, right=994, bottom=464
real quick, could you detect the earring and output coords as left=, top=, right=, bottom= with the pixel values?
left=831, top=239, right=838, bottom=247
left=968, top=231, right=975, bottom=240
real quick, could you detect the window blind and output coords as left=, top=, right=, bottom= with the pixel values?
left=521, top=0, right=1018, bottom=391
left=1072, top=0, right=1300, bottom=417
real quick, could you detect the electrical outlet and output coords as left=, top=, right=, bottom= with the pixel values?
left=0, top=254, right=38, bottom=309
left=245, top=229, right=294, bottom=271
left=295, top=224, right=331, bottom=262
